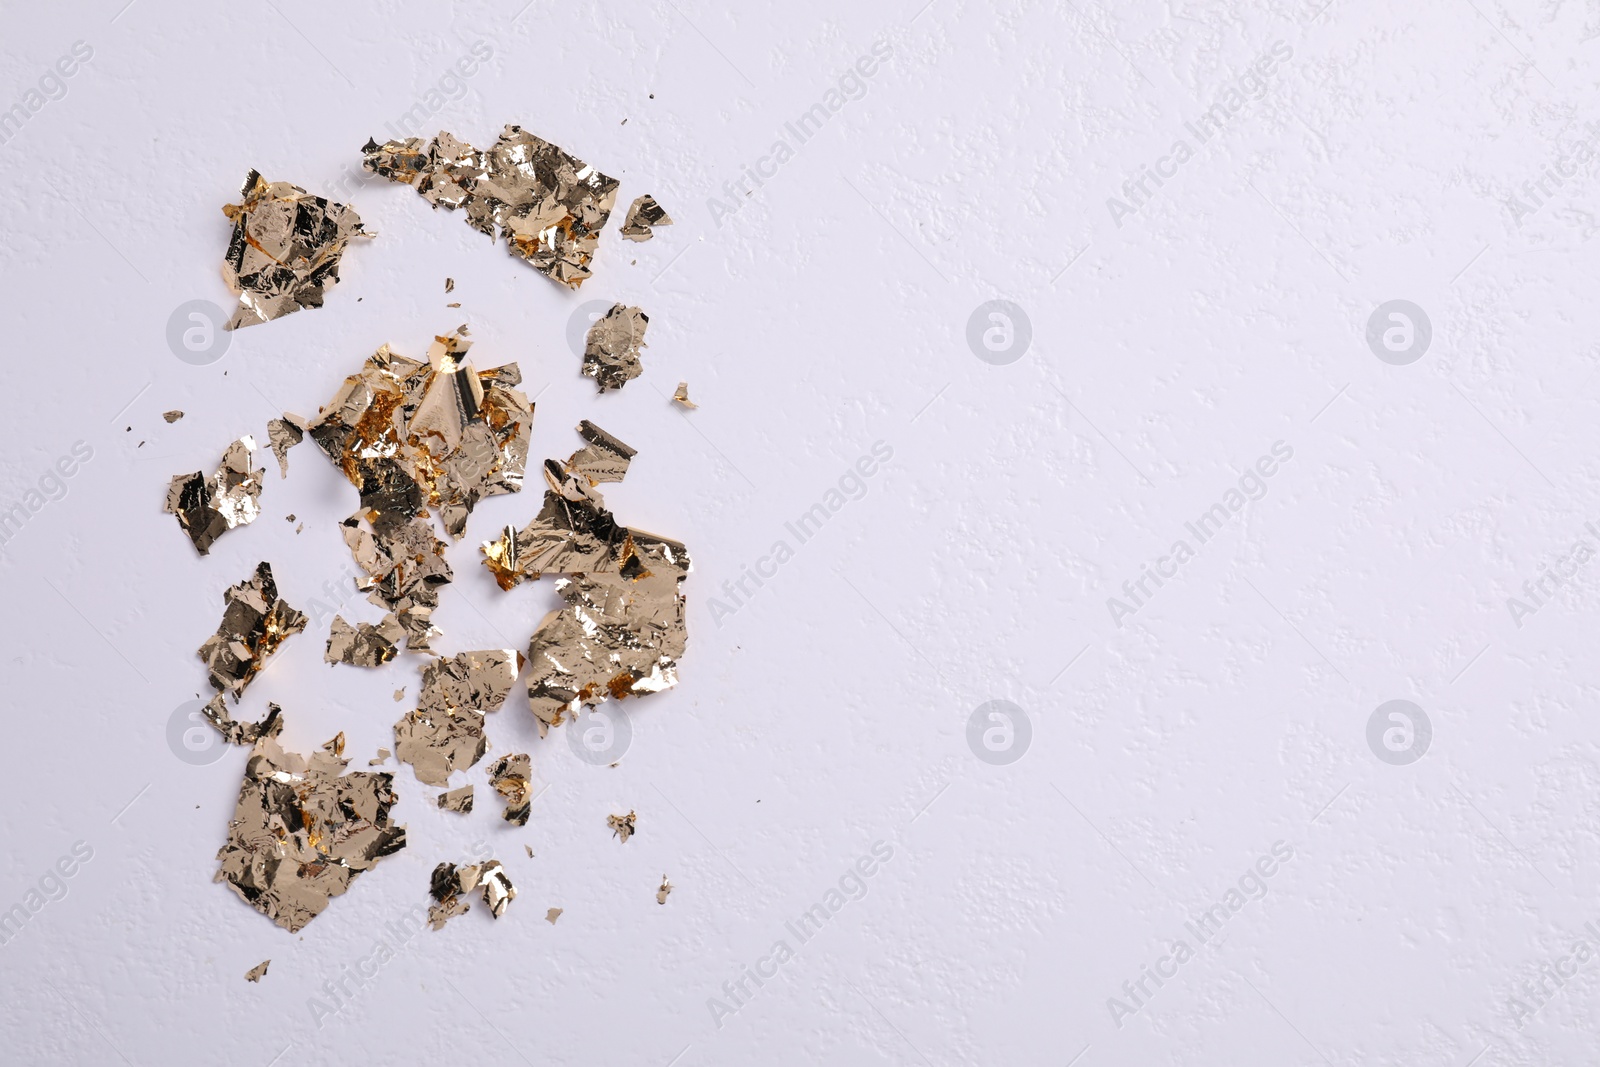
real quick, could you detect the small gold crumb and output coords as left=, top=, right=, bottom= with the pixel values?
left=245, top=959, right=270, bottom=982
left=656, top=876, right=672, bottom=904
left=671, top=382, right=696, bottom=409
left=545, top=907, right=563, bottom=924
left=393, top=689, right=405, bottom=702
left=285, top=514, right=295, bottom=522
left=607, top=810, right=637, bottom=843
left=447, top=302, right=460, bottom=308
left=445, top=277, right=455, bottom=292
left=163, top=410, right=184, bottom=423
left=524, top=845, right=534, bottom=858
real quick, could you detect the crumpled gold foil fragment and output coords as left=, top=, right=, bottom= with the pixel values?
left=201, top=694, right=283, bottom=746
left=656, top=875, right=672, bottom=904
left=198, top=562, right=308, bottom=697
left=163, top=410, right=184, bottom=423
left=221, top=170, right=372, bottom=330
left=671, top=382, right=696, bottom=409
left=340, top=510, right=452, bottom=652
left=607, top=810, right=637, bottom=843
left=392, top=706, right=485, bottom=786
left=581, top=304, right=648, bottom=392
left=620, top=194, right=672, bottom=241
left=266, top=414, right=308, bottom=478
left=480, top=424, right=689, bottom=734
left=362, top=125, right=619, bottom=289
left=164, top=436, right=266, bottom=555
left=436, top=785, right=474, bottom=813
left=324, top=614, right=404, bottom=667
left=307, top=329, right=532, bottom=542
left=418, top=649, right=524, bottom=714
left=486, top=753, right=532, bottom=826
left=245, top=959, right=270, bottom=982
left=428, top=859, right=515, bottom=929
left=214, top=708, right=407, bottom=933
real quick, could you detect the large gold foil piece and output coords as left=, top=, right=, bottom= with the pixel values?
left=164, top=436, right=265, bottom=555
left=221, top=170, right=372, bottom=330
left=308, top=330, right=532, bottom=542
left=362, top=125, right=620, bottom=289
left=581, top=304, right=649, bottom=392
left=340, top=511, right=453, bottom=652
left=481, top=423, right=690, bottom=735
left=620, top=195, right=672, bottom=242
left=214, top=710, right=407, bottom=933
left=198, top=562, right=308, bottom=698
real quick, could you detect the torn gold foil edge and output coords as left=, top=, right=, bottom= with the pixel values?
left=214, top=709, right=407, bottom=933
left=480, top=423, right=689, bottom=735
left=436, top=785, right=474, bottom=813
left=221, top=170, right=372, bottom=330
left=620, top=194, right=672, bottom=242
left=164, top=436, right=265, bottom=555
left=486, top=753, right=532, bottom=826
left=266, top=413, right=308, bottom=479
left=581, top=304, right=648, bottom=392
left=198, top=562, right=308, bottom=698
left=362, top=125, right=619, bottom=289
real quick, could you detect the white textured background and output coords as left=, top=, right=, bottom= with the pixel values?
left=1, top=1, right=1595, bottom=1064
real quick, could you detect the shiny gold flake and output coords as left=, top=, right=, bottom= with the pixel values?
left=221, top=170, right=372, bottom=330
left=581, top=304, right=648, bottom=392
left=480, top=424, right=689, bottom=734
left=266, top=414, right=308, bottom=479
left=445, top=277, right=455, bottom=293
left=428, top=860, right=515, bottom=929
left=245, top=959, right=270, bottom=982
left=566, top=419, right=636, bottom=485
left=436, top=785, right=474, bottom=813
left=607, top=810, right=636, bottom=843
left=164, top=436, right=266, bottom=555
left=392, top=706, right=486, bottom=787
left=164, top=410, right=184, bottom=423
left=545, top=907, right=562, bottom=924
left=486, top=753, right=532, bottom=826
left=656, top=875, right=672, bottom=904
left=324, top=614, right=404, bottom=667
left=308, top=329, right=532, bottom=542
left=419, top=649, right=525, bottom=714
left=198, top=562, right=308, bottom=697
left=363, top=126, right=620, bottom=289
left=620, top=195, right=672, bottom=242
left=368, top=747, right=391, bottom=766
left=671, top=382, right=696, bottom=409
left=214, top=708, right=406, bottom=933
